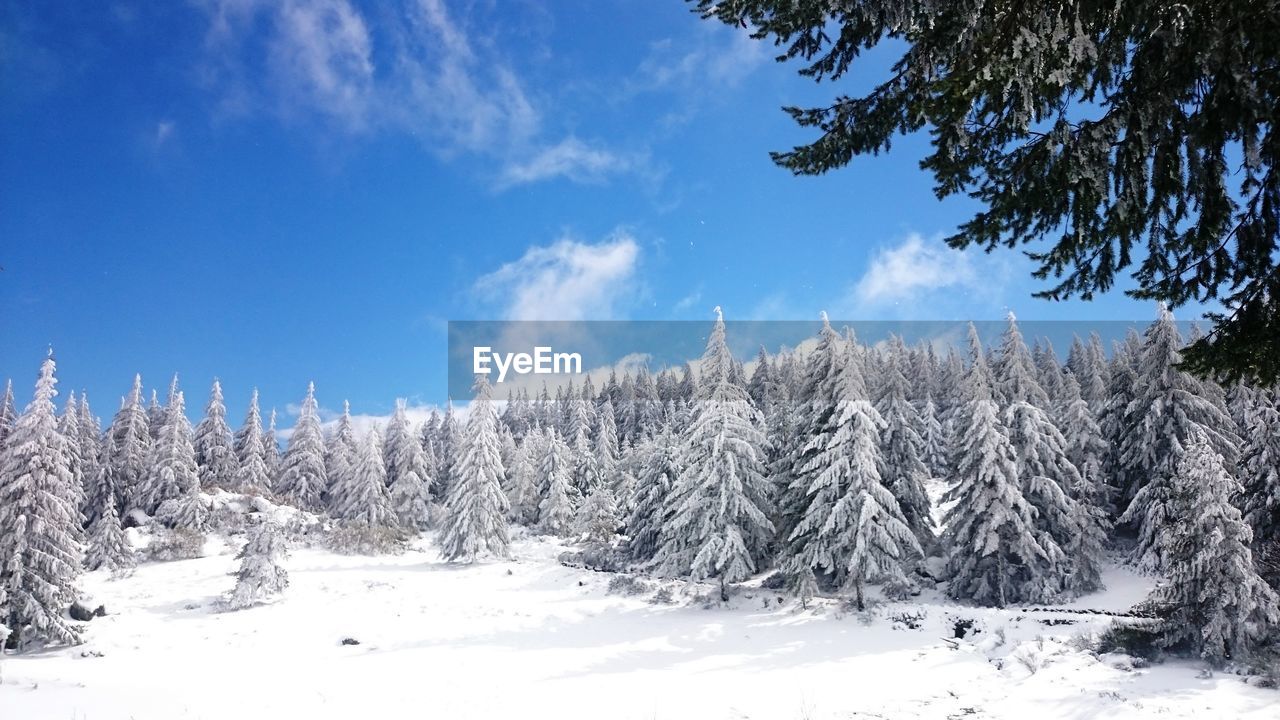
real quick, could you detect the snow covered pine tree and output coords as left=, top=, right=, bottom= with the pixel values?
left=0, top=352, right=84, bottom=649
left=225, top=519, right=289, bottom=610
left=653, top=308, right=773, bottom=601
left=438, top=375, right=511, bottom=563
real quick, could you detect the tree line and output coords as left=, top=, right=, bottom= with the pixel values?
left=1, top=306, right=1278, bottom=665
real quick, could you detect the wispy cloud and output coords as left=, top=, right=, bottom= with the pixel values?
left=386, top=0, right=539, bottom=155
left=846, top=233, right=1015, bottom=316
left=498, top=137, right=638, bottom=188
left=191, top=0, right=644, bottom=189
left=269, top=0, right=375, bottom=129
left=473, top=233, right=641, bottom=321
left=626, top=27, right=766, bottom=98
left=854, top=234, right=976, bottom=304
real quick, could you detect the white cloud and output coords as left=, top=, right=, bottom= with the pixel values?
left=843, top=233, right=1021, bottom=319
left=192, top=0, right=644, bottom=189
left=474, top=234, right=641, bottom=321
left=627, top=26, right=766, bottom=97
left=498, top=137, right=635, bottom=188
left=387, top=0, right=539, bottom=154
left=269, top=0, right=374, bottom=129
left=853, top=234, right=979, bottom=305
left=195, top=0, right=375, bottom=130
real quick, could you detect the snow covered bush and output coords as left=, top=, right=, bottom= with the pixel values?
left=606, top=575, right=651, bottom=597
left=224, top=520, right=288, bottom=610
left=1096, top=622, right=1164, bottom=663
left=325, top=521, right=406, bottom=556
left=144, top=528, right=206, bottom=562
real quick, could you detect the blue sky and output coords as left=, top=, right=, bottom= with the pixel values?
left=0, top=0, right=1193, bottom=426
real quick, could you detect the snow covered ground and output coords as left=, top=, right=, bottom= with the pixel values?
left=1, top=532, right=1274, bottom=720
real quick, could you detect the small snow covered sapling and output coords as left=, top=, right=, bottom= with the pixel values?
left=793, top=567, right=818, bottom=610
left=576, top=486, right=620, bottom=544
left=226, top=519, right=289, bottom=610
left=85, top=502, right=136, bottom=573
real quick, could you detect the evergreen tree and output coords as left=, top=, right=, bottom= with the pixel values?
left=1066, top=334, right=1108, bottom=412
left=786, top=318, right=921, bottom=606
left=58, top=392, right=87, bottom=518
left=1098, top=334, right=1142, bottom=517
left=386, top=402, right=433, bottom=532
left=943, top=326, right=1053, bottom=607
left=1146, top=433, right=1280, bottom=666
left=323, top=401, right=358, bottom=512
left=918, top=392, right=947, bottom=480
left=1059, top=376, right=1113, bottom=516
left=147, top=388, right=165, bottom=441
left=226, top=519, right=289, bottom=610
left=1033, top=340, right=1066, bottom=410
left=0, top=379, right=16, bottom=448
left=595, top=398, right=621, bottom=492
left=84, top=502, right=134, bottom=573
left=627, top=422, right=680, bottom=562
left=569, top=420, right=603, bottom=496
left=232, top=390, right=271, bottom=494
left=1240, top=388, right=1280, bottom=556
left=875, top=338, right=935, bottom=549
left=654, top=308, right=773, bottom=599
left=275, top=383, right=327, bottom=511
left=0, top=353, right=83, bottom=648
left=341, top=428, right=397, bottom=529
left=438, top=375, right=511, bottom=562
left=577, top=486, right=621, bottom=544
left=537, top=428, right=578, bottom=537
left=793, top=566, right=818, bottom=609
left=193, top=380, right=237, bottom=490
left=140, top=389, right=200, bottom=518
left=1120, top=307, right=1238, bottom=570
left=695, top=0, right=1280, bottom=385
left=433, top=401, right=459, bottom=502
left=777, top=313, right=848, bottom=545
left=998, top=315, right=1103, bottom=595
left=503, top=438, right=540, bottom=526
left=101, top=375, right=151, bottom=515
left=263, top=409, right=281, bottom=477
left=233, top=389, right=263, bottom=464
left=76, top=394, right=103, bottom=524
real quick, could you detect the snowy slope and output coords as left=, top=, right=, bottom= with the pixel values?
left=0, top=532, right=1273, bottom=720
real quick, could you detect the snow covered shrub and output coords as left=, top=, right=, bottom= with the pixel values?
left=208, top=503, right=248, bottom=536
left=888, top=609, right=926, bottom=630
left=1096, top=622, right=1164, bottom=662
left=154, top=492, right=210, bottom=533
left=144, top=528, right=205, bottom=561
left=759, top=571, right=791, bottom=591
left=1247, top=649, right=1280, bottom=689
left=606, top=575, right=651, bottom=597
left=650, top=587, right=675, bottom=605
left=224, top=520, right=288, bottom=610
left=557, top=545, right=628, bottom=572
left=324, top=521, right=406, bottom=556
